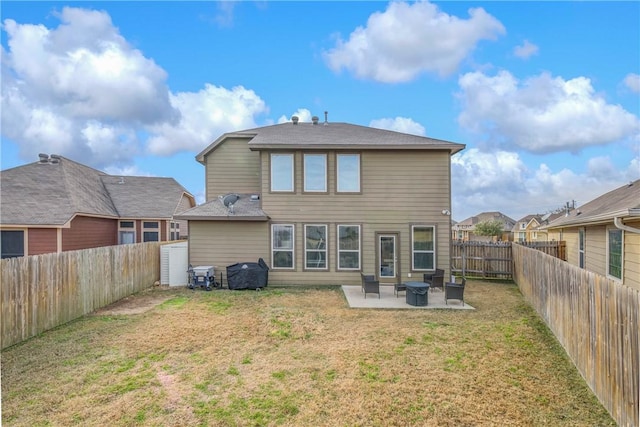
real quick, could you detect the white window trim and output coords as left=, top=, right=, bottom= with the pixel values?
left=303, top=153, right=327, bottom=192
left=272, top=224, right=295, bottom=270
left=304, top=224, right=328, bottom=270
left=411, top=225, right=435, bottom=271
left=337, top=224, right=361, bottom=271
left=336, top=153, right=360, bottom=193
left=606, top=227, right=623, bottom=281
left=270, top=153, right=294, bottom=192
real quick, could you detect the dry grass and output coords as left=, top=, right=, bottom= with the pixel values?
left=1, top=281, right=614, bottom=426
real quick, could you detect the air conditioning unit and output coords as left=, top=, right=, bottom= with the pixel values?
left=160, top=241, right=188, bottom=286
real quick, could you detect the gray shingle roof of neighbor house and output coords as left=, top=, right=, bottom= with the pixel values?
left=541, top=179, right=640, bottom=229
left=0, top=155, right=195, bottom=226
left=454, top=211, right=516, bottom=227
left=196, top=121, right=466, bottom=164
left=175, top=194, right=269, bottom=221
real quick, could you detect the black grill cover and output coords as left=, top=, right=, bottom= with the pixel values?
left=226, top=258, right=269, bottom=290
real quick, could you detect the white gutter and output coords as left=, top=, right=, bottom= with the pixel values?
left=614, top=217, right=640, bottom=234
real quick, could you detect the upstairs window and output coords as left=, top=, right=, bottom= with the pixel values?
left=304, top=154, right=327, bottom=192
left=412, top=226, right=435, bottom=271
left=337, top=154, right=360, bottom=193
left=271, top=154, right=294, bottom=192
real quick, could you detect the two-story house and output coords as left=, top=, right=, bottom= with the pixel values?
left=512, top=215, right=542, bottom=242
left=540, top=179, right=640, bottom=290
left=0, top=155, right=195, bottom=258
left=176, top=116, right=465, bottom=287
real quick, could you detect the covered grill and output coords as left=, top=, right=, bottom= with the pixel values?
left=226, top=258, right=269, bottom=290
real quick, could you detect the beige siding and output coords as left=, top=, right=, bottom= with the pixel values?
left=585, top=225, right=607, bottom=276
left=173, top=194, right=195, bottom=238
left=255, top=150, right=453, bottom=286
left=204, top=137, right=260, bottom=200
left=557, top=222, right=640, bottom=290
left=188, top=221, right=269, bottom=275
left=623, top=219, right=640, bottom=290
left=564, top=229, right=580, bottom=266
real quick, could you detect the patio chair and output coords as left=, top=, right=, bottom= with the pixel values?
left=361, top=274, right=380, bottom=299
left=445, top=277, right=466, bottom=306
left=394, top=282, right=406, bottom=298
left=423, top=269, right=445, bottom=292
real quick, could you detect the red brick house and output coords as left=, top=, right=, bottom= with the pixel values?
left=0, top=154, right=195, bottom=258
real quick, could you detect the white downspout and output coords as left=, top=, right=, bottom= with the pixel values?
left=614, top=217, right=640, bottom=234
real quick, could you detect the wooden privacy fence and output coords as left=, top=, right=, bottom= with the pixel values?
left=451, top=241, right=566, bottom=279
left=0, top=242, right=162, bottom=350
left=513, top=244, right=639, bottom=427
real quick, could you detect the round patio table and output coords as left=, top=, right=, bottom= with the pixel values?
left=405, top=281, right=429, bottom=306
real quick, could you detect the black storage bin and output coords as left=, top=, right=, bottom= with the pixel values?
left=406, top=282, right=429, bottom=306
left=226, top=258, right=269, bottom=290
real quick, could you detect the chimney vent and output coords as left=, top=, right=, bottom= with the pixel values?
left=312, top=116, right=319, bottom=125
left=291, top=115, right=299, bottom=125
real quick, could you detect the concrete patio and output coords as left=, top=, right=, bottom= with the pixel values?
left=341, top=285, right=474, bottom=310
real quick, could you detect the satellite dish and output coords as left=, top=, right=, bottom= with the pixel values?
left=222, top=194, right=240, bottom=207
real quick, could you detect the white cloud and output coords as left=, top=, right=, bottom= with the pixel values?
left=146, top=84, right=268, bottom=156
left=1, top=7, right=269, bottom=168
left=457, top=70, right=640, bottom=154
left=369, top=117, right=426, bottom=136
left=323, top=1, right=505, bottom=83
left=623, top=73, right=640, bottom=93
left=451, top=148, right=640, bottom=221
left=277, top=109, right=314, bottom=124
left=513, top=40, right=538, bottom=59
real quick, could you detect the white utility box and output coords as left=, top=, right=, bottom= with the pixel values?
left=160, top=241, right=188, bottom=286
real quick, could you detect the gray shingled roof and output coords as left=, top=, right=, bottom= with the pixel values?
left=102, top=175, right=193, bottom=218
left=175, top=194, right=268, bottom=221
left=543, top=179, right=640, bottom=228
left=197, top=122, right=465, bottom=163
left=1, top=156, right=194, bottom=226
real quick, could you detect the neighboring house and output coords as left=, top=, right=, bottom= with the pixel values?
left=0, top=154, right=195, bottom=258
left=512, top=214, right=542, bottom=242
left=176, top=116, right=465, bottom=286
left=452, top=211, right=516, bottom=242
left=540, top=179, right=640, bottom=290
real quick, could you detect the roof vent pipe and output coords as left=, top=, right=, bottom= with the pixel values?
left=312, top=116, right=319, bottom=125
left=38, top=153, right=49, bottom=163
left=324, top=111, right=328, bottom=125
left=291, top=116, right=299, bottom=125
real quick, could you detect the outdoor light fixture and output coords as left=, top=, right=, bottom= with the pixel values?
left=442, top=209, right=451, bottom=216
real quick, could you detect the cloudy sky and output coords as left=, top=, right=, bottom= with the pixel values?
left=2, top=1, right=639, bottom=222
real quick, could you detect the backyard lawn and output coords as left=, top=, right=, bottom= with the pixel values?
left=1, top=280, right=614, bottom=426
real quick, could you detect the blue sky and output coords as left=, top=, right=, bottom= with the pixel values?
left=2, top=1, right=639, bottom=222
